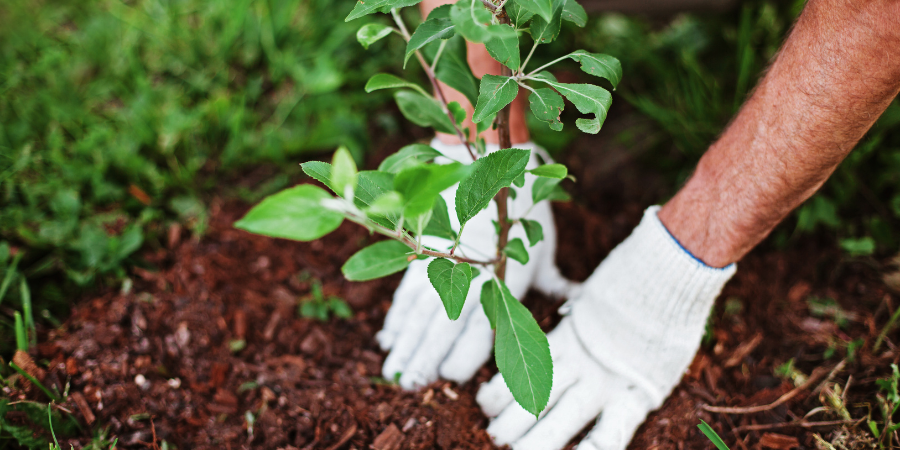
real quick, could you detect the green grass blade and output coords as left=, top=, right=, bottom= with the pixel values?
left=20, top=279, right=34, bottom=346
left=697, top=420, right=731, bottom=450
left=0, top=252, right=22, bottom=306
left=9, top=361, right=62, bottom=402
left=14, top=311, right=27, bottom=352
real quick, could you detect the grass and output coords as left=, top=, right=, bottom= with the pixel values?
left=0, top=0, right=403, bottom=357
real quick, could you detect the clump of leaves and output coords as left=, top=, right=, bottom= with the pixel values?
left=236, top=0, right=621, bottom=416
left=869, top=364, right=900, bottom=448
left=299, top=280, right=353, bottom=321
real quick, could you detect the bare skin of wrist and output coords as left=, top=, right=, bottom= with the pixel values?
left=420, top=0, right=530, bottom=145
left=659, top=0, right=900, bottom=268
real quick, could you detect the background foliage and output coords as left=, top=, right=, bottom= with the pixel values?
left=0, top=0, right=401, bottom=354
left=2, top=0, right=900, bottom=357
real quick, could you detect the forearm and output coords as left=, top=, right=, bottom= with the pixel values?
left=659, top=0, right=900, bottom=268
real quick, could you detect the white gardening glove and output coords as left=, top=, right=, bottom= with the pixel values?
left=377, top=138, right=580, bottom=390
left=476, top=206, right=736, bottom=450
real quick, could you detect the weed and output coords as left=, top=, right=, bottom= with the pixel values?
left=869, top=364, right=900, bottom=448
left=299, top=280, right=352, bottom=321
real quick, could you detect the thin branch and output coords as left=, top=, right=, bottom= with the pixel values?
left=430, top=40, right=448, bottom=74
left=519, top=41, right=540, bottom=76
left=391, top=9, right=477, bottom=161
left=703, top=365, right=833, bottom=414
left=527, top=54, right=570, bottom=77
left=480, top=0, right=499, bottom=10
left=492, top=6, right=514, bottom=280
left=343, top=210, right=495, bottom=266
left=734, top=419, right=861, bottom=433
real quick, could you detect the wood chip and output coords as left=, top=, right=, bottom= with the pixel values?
left=401, top=417, right=417, bottom=432
left=71, top=392, right=96, bottom=425
left=263, top=310, right=283, bottom=342
left=371, top=424, right=403, bottom=450
left=724, top=332, right=763, bottom=368
left=324, top=422, right=356, bottom=450
left=759, top=432, right=800, bottom=449
left=233, top=310, right=247, bottom=339
left=441, top=384, right=458, bottom=401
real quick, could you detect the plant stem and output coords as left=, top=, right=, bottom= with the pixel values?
left=344, top=212, right=495, bottom=266
left=391, top=9, right=478, bottom=161
left=527, top=54, right=568, bottom=77
left=519, top=41, right=540, bottom=76
left=493, top=7, right=514, bottom=281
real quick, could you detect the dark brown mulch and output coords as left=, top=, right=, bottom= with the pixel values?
left=11, top=126, right=900, bottom=449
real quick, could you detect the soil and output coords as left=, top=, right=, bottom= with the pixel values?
left=8, top=124, right=900, bottom=450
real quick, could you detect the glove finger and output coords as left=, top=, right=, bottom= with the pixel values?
left=576, top=388, right=654, bottom=450
left=485, top=362, right=580, bottom=447
left=380, top=289, right=440, bottom=385
left=438, top=305, right=493, bottom=384
left=509, top=379, right=612, bottom=450
left=377, top=262, right=428, bottom=350
left=398, top=290, right=482, bottom=390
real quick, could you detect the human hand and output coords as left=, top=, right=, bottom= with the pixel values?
left=376, top=138, right=579, bottom=390
left=477, top=206, right=736, bottom=450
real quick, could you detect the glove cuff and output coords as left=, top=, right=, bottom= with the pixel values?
left=569, top=206, right=736, bottom=407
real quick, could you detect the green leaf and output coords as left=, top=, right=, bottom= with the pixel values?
left=697, top=421, right=731, bottom=450
left=567, top=50, right=623, bottom=89
left=529, top=1, right=562, bottom=44
left=427, top=3, right=453, bottom=19
left=331, top=146, right=358, bottom=198
left=405, top=17, right=456, bottom=67
left=367, top=191, right=405, bottom=215
left=473, top=75, right=519, bottom=123
left=485, top=24, right=520, bottom=71
left=513, top=0, right=555, bottom=23
left=395, top=163, right=473, bottom=217
left=448, top=101, right=467, bottom=125
left=504, top=238, right=529, bottom=264
left=528, top=88, right=564, bottom=131
left=342, top=240, right=417, bottom=281
left=235, top=185, right=344, bottom=241
left=423, top=196, right=458, bottom=241
left=345, top=0, right=423, bottom=22
left=357, top=23, right=394, bottom=49
left=378, top=144, right=445, bottom=173
left=561, top=0, right=587, bottom=27
left=505, top=0, right=535, bottom=27
left=301, top=163, right=399, bottom=227
left=365, top=74, right=430, bottom=97
left=450, top=1, right=494, bottom=43
left=405, top=209, right=434, bottom=236
left=481, top=278, right=501, bottom=329
left=840, top=237, right=875, bottom=256
left=428, top=258, right=474, bottom=320
left=395, top=91, right=456, bottom=135
left=301, top=161, right=335, bottom=191
left=513, top=172, right=526, bottom=188
left=529, top=163, right=567, bottom=179
left=531, top=72, right=612, bottom=133
left=531, top=177, right=570, bottom=203
left=520, top=219, right=544, bottom=246
left=456, top=148, right=531, bottom=227
left=480, top=278, right=553, bottom=417
left=434, top=36, right=479, bottom=107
